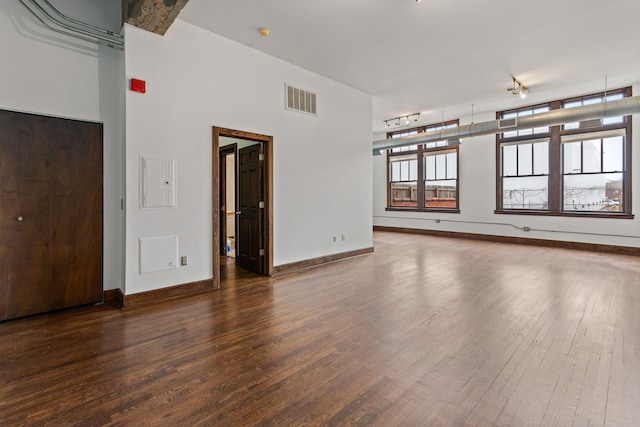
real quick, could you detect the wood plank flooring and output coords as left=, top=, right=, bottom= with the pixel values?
left=1, top=231, right=639, bottom=426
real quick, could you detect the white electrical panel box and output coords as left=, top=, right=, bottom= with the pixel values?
left=139, top=235, right=178, bottom=274
left=141, top=157, right=176, bottom=208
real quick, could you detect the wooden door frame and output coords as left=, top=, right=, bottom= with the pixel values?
left=212, top=127, right=273, bottom=288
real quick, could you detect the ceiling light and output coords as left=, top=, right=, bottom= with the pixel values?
left=507, top=77, right=528, bottom=98
left=383, top=113, right=421, bottom=130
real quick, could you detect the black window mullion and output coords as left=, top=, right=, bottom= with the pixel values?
left=433, top=153, right=438, bottom=179
left=530, top=144, right=535, bottom=176
left=445, top=153, right=449, bottom=180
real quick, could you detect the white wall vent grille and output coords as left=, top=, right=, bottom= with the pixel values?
left=285, top=84, right=317, bottom=116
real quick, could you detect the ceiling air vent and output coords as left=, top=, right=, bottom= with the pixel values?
left=285, top=84, right=317, bottom=116
left=498, top=117, right=517, bottom=129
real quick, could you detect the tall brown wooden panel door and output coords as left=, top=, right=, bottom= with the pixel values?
left=237, top=143, right=263, bottom=274
left=47, top=116, right=103, bottom=311
left=0, top=112, right=51, bottom=320
left=0, top=110, right=103, bottom=321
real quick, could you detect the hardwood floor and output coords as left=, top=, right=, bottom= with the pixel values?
left=1, top=231, right=639, bottom=426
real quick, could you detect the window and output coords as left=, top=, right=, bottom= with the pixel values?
left=501, top=140, right=549, bottom=210
left=389, top=154, right=418, bottom=207
left=501, top=105, right=550, bottom=138
left=497, top=87, right=632, bottom=217
left=387, top=120, right=459, bottom=212
left=562, top=131, right=625, bottom=212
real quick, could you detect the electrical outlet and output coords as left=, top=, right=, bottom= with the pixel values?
left=180, top=256, right=188, bottom=266
left=332, top=236, right=337, bottom=242
left=341, top=234, right=345, bottom=241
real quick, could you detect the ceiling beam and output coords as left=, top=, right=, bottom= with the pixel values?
left=122, top=0, right=189, bottom=35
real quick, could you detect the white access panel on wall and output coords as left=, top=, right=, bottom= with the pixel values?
left=139, top=235, right=179, bottom=274
left=141, top=157, right=176, bottom=208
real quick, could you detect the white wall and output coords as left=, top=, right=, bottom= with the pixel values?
left=373, top=88, right=640, bottom=248
left=124, top=21, right=372, bottom=294
left=0, top=0, right=125, bottom=291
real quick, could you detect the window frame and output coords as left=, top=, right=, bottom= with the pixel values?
left=500, top=139, right=550, bottom=210
left=386, top=120, right=460, bottom=213
left=495, top=87, right=633, bottom=218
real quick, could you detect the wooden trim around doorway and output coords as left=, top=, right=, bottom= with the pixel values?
left=212, top=127, right=274, bottom=287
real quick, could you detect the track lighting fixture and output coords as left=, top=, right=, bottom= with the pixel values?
left=384, top=113, right=421, bottom=129
left=507, top=77, right=528, bottom=99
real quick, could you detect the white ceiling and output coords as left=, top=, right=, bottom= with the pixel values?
left=178, top=0, right=640, bottom=133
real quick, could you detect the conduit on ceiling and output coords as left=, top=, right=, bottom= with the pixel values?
left=18, top=0, right=124, bottom=50
left=373, top=95, right=640, bottom=155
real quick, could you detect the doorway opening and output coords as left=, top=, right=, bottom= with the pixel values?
left=212, top=127, right=273, bottom=288
left=219, top=144, right=236, bottom=259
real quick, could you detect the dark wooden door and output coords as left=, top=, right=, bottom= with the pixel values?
left=237, top=143, right=263, bottom=274
left=0, top=113, right=51, bottom=320
left=47, top=116, right=103, bottom=310
left=0, top=110, right=103, bottom=320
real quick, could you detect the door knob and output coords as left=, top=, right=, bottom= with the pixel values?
left=17, top=216, right=24, bottom=222
left=236, top=211, right=241, bottom=215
